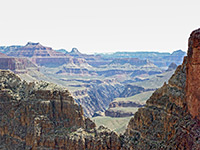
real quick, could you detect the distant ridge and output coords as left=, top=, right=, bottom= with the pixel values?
left=8, top=42, right=66, bottom=57
left=109, top=58, right=152, bottom=66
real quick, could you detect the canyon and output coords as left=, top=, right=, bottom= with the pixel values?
left=0, top=28, right=199, bottom=149
left=0, top=42, right=183, bottom=117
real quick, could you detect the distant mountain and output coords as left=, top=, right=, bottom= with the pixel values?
left=8, top=42, right=66, bottom=57
left=1, top=44, right=186, bottom=68
left=69, top=48, right=82, bottom=56
left=100, top=51, right=171, bottom=58
left=171, top=49, right=185, bottom=56
left=161, top=50, right=186, bottom=66
left=0, top=42, right=91, bottom=68
left=99, top=50, right=186, bottom=67
left=66, top=48, right=108, bottom=67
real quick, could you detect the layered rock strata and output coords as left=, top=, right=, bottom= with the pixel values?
left=7, top=42, right=89, bottom=68
left=30, top=57, right=87, bottom=67
left=0, top=57, right=38, bottom=73
left=8, top=42, right=66, bottom=57
left=105, top=101, right=144, bottom=117
left=105, top=108, right=136, bottom=118
left=0, top=70, right=120, bottom=150
left=0, top=29, right=200, bottom=150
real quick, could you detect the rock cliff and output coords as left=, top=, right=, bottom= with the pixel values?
left=123, top=29, right=200, bottom=149
left=0, top=57, right=38, bottom=73
left=186, top=29, right=200, bottom=120
left=0, top=70, right=120, bottom=150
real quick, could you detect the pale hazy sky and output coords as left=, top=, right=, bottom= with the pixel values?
left=0, top=0, right=200, bottom=54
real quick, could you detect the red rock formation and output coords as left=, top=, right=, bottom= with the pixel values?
left=6, top=42, right=90, bottom=67
left=8, top=42, right=66, bottom=57
left=186, top=28, right=200, bottom=120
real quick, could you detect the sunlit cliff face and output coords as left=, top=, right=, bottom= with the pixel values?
left=186, top=28, right=200, bottom=120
